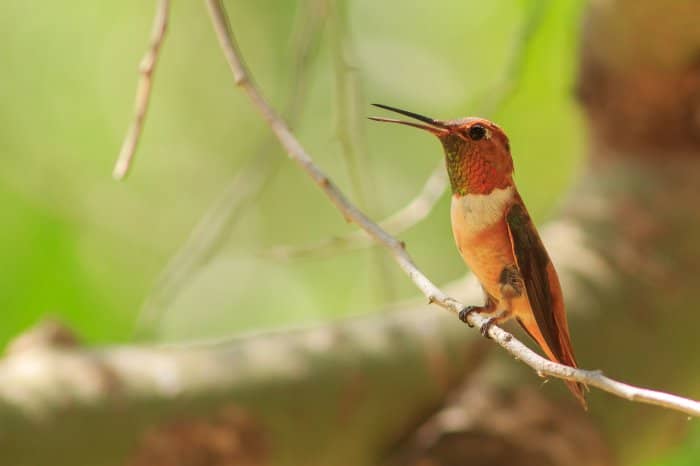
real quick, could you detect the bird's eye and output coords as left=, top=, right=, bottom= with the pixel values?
left=468, top=125, right=486, bottom=141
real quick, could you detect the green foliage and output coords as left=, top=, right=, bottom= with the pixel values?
left=0, top=0, right=584, bottom=345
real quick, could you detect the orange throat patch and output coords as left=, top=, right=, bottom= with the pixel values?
left=465, top=155, right=511, bottom=194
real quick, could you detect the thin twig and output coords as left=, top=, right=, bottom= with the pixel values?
left=330, top=2, right=369, bottom=209
left=204, top=0, right=700, bottom=417
left=113, top=0, right=170, bottom=180
left=265, top=167, right=447, bottom=260
left=266, top=0, right=549, bottom=259
left=328, top=0, right=396, bottom=299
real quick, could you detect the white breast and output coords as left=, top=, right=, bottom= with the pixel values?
left=451, top=186, right=514, bottom=234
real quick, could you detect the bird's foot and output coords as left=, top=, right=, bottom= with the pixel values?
left=479, top=317, right=498, bottom=339
left=458, top=305, right=483, bottom=328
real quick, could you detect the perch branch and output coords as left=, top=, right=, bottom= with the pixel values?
left=113, top=0, right=170, bottom=180
left=204, top=0, right=700, bottom=417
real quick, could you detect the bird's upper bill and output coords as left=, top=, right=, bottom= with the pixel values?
left=368, top=104, right=453, bottom=136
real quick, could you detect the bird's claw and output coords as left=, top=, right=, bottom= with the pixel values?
left=459, top=306, right=498, bottom=338
left=458, top=306, right=480, bottom=327
left=479, top=317, right=497, bottom=339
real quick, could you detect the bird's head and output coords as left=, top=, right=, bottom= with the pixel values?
left=370, top=104, right=514, bottom=196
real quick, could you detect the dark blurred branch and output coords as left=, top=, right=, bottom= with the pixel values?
left=113, top=0, right=170, bottom=180
left=265, top=0, right=549, bottom=260
left=0, top=308, right=484, bottom=466
left=204, top=0, right=700, bottom=417
left=385, top=370, right=612, bottom=466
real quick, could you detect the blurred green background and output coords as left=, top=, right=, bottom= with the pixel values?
left=0, top=0, right=585, bottom=346
left=0, top=0, right=589, bottom=345
left=4, top=1, right=700, bottom=465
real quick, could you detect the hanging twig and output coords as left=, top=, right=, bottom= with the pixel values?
left=113, top=0, right=170, bottom=180
left=204, top=0, right=700, bottom=417
left=264, top=167, right=447, bottom=260
left=327, top=0, right=396, bottom=299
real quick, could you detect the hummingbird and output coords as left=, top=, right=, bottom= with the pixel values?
left=370, top=104, right=586, bottom=408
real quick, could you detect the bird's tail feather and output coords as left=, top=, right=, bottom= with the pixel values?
left=517, top=317, right=587, bottom=409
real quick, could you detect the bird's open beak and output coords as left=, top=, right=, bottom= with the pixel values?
left=369, top=104, right=449, bottom=136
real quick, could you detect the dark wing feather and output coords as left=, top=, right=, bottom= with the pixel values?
left=505, top=203, right=563, bottom=359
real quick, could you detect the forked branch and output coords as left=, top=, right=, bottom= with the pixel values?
left=204, top=0, right=700, bottom=417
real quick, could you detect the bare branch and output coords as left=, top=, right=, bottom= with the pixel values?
left=112, top=0, right=170, bottom=180
left=266, top=0, right=549, bottom=260
left=204, top=0, right=700, bottom=417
